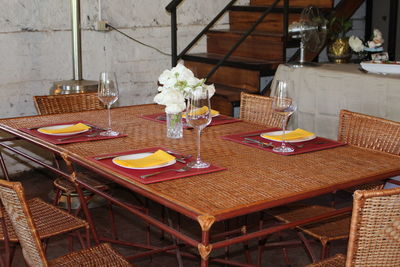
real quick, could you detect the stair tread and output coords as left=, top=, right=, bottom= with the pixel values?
left=213, top=84, right=250, bottom=102
left=249, top=0, right=333, bottom=9
left=230, top=5, right=307, bottom=13
left=183, top=53, right=282, bottom=73
left=207, top=29, right=299, bottom=47
left=208, top=29, right=284, bottom=38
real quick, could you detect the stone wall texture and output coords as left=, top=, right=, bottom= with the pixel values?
left=0, top=0, right=253, bottom=119
left=0, top=0, right=248, bottom=173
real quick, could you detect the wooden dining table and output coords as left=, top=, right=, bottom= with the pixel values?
left=0, top=104, right=399, bottom=266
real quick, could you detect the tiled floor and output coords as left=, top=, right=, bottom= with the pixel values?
left=9, top=169, right=350, bottom=267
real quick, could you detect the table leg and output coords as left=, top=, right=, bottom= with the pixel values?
left=62, top=155, right=100, bottom=244
left=197, top=215, right=215, bottom=267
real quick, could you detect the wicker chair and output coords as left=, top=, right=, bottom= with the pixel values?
left=239, top=92, right=282, bottom=127
left=0, top=196, right=89, bottom=266
left=33, top=93, right=104, bottom=115
left=33, top=93, right=118, bottom=238
left=0, top=179, right=131, bottom=266
left=266, top=110, right=400, bottom=262
left=306, top=187, right=400, bottom=267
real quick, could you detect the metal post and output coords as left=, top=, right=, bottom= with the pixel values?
left=365, top=0, right=373, bottom=42
left=389, top=0, right=398, bottom=60
left=52, top=0, right=98, bottom=94
left=71, top=0, right=83, bottom=80
left=171, top=10, right=178, bottom=67
left=283, top=0, right=289, bottom=60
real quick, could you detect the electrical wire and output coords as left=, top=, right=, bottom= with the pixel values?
left=106, top=23, right=171, bottom=57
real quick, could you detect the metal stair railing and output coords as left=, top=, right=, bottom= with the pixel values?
left=166, top=0, right=288, bottom=83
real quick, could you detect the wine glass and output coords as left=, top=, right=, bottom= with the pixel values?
left=185, top=89, right=212, bottom=168
left=271, top=80, right=297, bottom=153
left=98, top=72, right=119, bottom=136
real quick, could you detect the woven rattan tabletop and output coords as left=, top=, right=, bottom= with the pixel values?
left=1, top=104, right=399, bottom=221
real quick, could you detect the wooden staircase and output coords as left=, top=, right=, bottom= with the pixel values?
left=183, top=0, right=334, bottom=115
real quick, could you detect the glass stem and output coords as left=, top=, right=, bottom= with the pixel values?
left=107, top=104, right=112, bottom=131
left=196, top=127, right=201, bottom=163
left=282, top=116, right=288, bottom=148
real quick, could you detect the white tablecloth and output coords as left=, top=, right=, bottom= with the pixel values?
left=273, top=63, right=400, bottom=139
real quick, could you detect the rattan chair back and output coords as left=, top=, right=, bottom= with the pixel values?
left=346, top=187, right=400, bottom=266
left=239, top=92, right=282, bottom=127
left=34, top=93, right=104, bottom=115
left=0, top=179, right=48, bottom=266
left=338, top=110, right=400, bottom=155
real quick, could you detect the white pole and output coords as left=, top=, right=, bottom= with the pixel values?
left=98, top=0, right=102, bottom=20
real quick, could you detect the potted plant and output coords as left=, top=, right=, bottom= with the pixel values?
left=326, top=14, right=353, bottom=63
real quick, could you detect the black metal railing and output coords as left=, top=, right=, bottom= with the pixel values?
left=166, top=0, right=288, bottom=83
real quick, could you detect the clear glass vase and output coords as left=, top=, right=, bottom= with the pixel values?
left=166, top=112, right=183, bottom=139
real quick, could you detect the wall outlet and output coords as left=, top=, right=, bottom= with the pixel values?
left=95, top=20, right=110, bottom=31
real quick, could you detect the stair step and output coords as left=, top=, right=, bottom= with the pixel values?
left=182, top=53, right=281, bottom=75
left=207, top=30, right=283, bottom=60
left=207, top=29, right=298, bottom=60
left=184, top=59, right=262, bottom=93
left=211, top=84, right=251, bottom=116
left=229, top=11, right=300, bottom=32
left=208, top=29, right=286, bottom=40
left=229, top=5, right=305, bottom=13
left=214, top=84, right=250, bottom=102
left=250, top=0, right=333, bottom=8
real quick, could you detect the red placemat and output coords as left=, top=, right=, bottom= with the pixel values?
left=221, top=129, right=346, bottom=156
left=141, top=113, right=241, bottom=128
left=88, top=147, right=226, bottom=184
left=19, top=121, right=127, bottom=145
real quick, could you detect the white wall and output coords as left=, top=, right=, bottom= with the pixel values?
left=0, top=0, right=246, bottom=118
left=0, top=0, right=250, bottom=174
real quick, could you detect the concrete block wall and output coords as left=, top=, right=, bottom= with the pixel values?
left=0, top=0, right=248, bottom=174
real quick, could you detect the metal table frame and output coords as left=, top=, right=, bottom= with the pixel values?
left=0, top=106, right=399, bottom=266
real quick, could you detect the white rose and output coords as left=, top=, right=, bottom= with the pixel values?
left=204, top=83, right=215, bottom=98
left=165, top=103, right=186, bottom=114
left=349, top=36, right=364, bottom=52
left=158, top=69, right=173, bottom=85
left=171, top=63, right=194, bottom=81
left=164, top=89, right=185, bottom=104
left=154, top=91, right=166, bottom=105
left=186, top=76, right=201, bottom=87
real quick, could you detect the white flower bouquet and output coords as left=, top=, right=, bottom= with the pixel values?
left=154, top=63, right=215, bottom=114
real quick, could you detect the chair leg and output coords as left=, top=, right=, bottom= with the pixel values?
left=278, top=231, right=291, bottom=266
left=68, top=233, right=74, bottom=252
left=257, top=212, right=266, bottom=266
left=298, top=232, right=318, bottom=263
left=1, top=243, right=16, bottom=267
left=321, top=242, right=329, bottom=260
left=160, top=206, right=166, bottom=240
left=66, top=194, right=73, bottom=213
left=224, top=220, right=230, bottom=265
left=145, top=199, right=151, bottom=246
left=242, top=216, right=252, bottom=264
left=86, top=227, right=91, bottom=248
left=166, top=209, right=183, bottom=267
left=52, top=188, right=62, bottom=206
left=107, top=200, right=118, bottom=240
left=0, top=152, right=10, bottom=181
